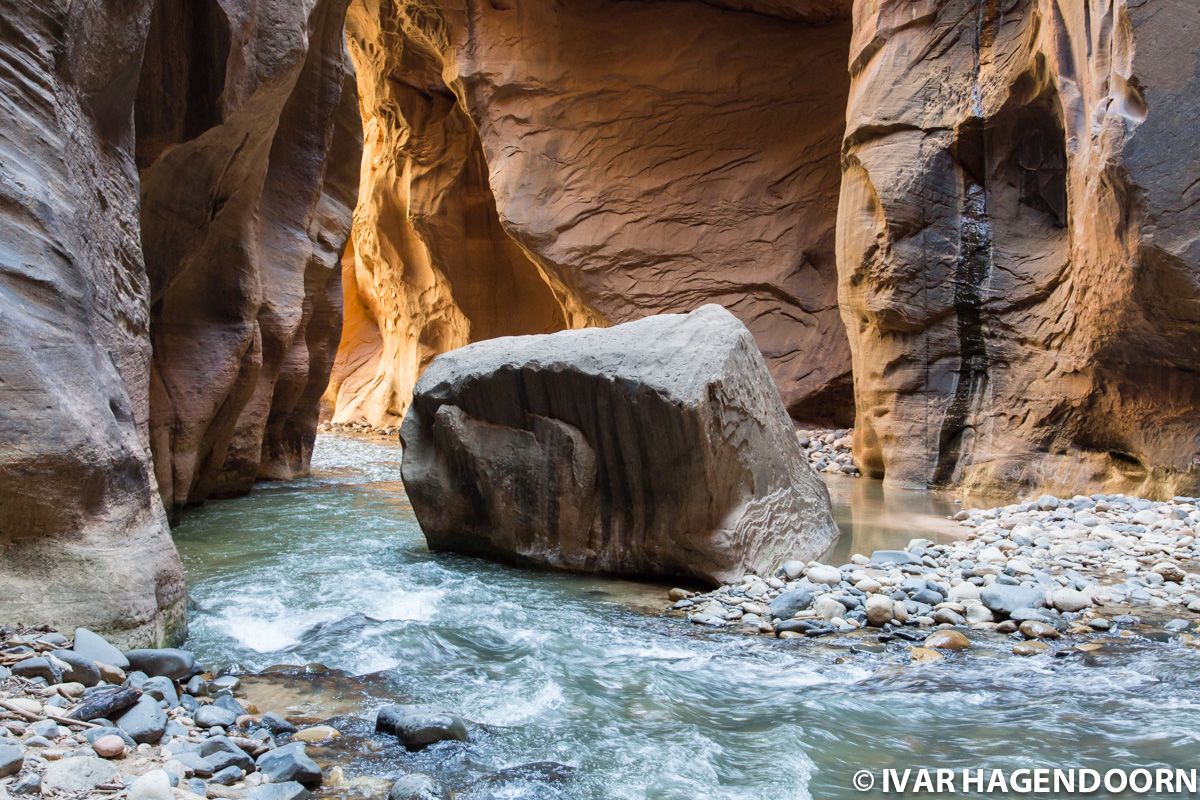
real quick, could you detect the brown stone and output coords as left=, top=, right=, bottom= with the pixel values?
left=0, top=0, right=184, bottom=645
left=139, top=0, right=362, bottom=509
left=923, top=630, right=971, bottom=651
left=92, top=735, right=126, bottom=759
left=1013, top=641, right=1051, bottom=657
left=1018, top=621, right=1061, bottom=640
left=909, top=647, right=944, bottom=663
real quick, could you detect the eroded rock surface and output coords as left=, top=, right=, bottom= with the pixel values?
left=0, top=0, right=359, bottom=641
left=325, top=0, right=854, bottom=428
left=839, top=0, right=1200, bottom=497
left=401, top=305, right=840, bottom=586
left=0, top=0, right=183, bottom=645
left=139, top=0, right=361, bottom=509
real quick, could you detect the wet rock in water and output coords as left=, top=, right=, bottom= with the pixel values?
left=195, top=705, right=239, bottom=729
left=1013, top=641, right=1050, bottom=656
left=456, top=762, right=577, bottom=800
left=116, top=695, right=168, bottom=744
left=924, top=630, right=970, bottom=651
left=256, top=742, right=322, bottom=788
left=124, top=649, right=195, bottom=681
left=389, top=773, right=443, bottom=800
left=53, top=651, right=102, bottom=687
left=261, top=713, right=298, bottom=735
left=73, top=629, right=129, bottom=670
left=246, top=782, right=314, bottom=800
left=0, top=743, right=24, bottom=777
left=293, top=725, right=340, bottom=743
left=400, top=305, right=839, bottom=586
left=376, top=706, right=469, bottom=752
left=42, top=756, right=119, bottom=792
left=909, top=647, right=944, bottom=663
left=91, top=734, right=126, bottom=759
left=1018, top=621, right=1060, bottom=640
left=979, top=584, right=1045, bottom=616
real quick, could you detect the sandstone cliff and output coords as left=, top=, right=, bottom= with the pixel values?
left=325, top=0, right=854, bottom=428
left=840, top=0, right=1200, bottom=498
left=0, top=0, right=358, bottom=642
left=138, top=0, right=361, bottom=510
left=0, top=0, right=183, bottom=644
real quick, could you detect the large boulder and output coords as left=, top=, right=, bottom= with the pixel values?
left=401, top=305, right=839, bottom=585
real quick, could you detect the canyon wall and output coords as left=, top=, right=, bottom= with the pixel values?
left=0, top=0, right=183, bottom=644
left=0, top=0, right=358, bottom=642
left=138, top=0, right=361, bottom=510
left=840, top=0, right=1200, bottom=498
left=326, top=0, right=855, bottom=428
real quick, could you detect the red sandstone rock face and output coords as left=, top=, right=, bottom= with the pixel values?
left=0, top=0, right=183, bottom=645
left=0, top=0, right=358, bottom=641
left=326, top=0, right=854, bottom=428
left=138, top=0, right=361, bottom=509
left=839, top=0, right=1200, bottom=498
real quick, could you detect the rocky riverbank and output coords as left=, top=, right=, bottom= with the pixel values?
left=670, top=492, right=1200, bottom=659
left=796, top=428, right=858, bottom=477
left=316, top=421, right=399, bottom=440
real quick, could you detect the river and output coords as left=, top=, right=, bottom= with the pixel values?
left=173, top=435, right=1200, bottom=799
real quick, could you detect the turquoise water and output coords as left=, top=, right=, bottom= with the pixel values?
left=174, top=435, right=1200, bottom=799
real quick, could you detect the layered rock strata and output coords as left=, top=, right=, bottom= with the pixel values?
left=839, top=0, right=1200, bottom=497
left=138, top=0, right=361, bottom=509
left=0, top=0, right=184, bottom=645
left=0, top=0, right=359, bottom=642
left=401, top=305, right=840, bottom=585
left=325, top=0, right=855, bottom=428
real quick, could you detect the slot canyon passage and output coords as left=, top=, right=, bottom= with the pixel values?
left=1, top=1, right=1200, bottom=799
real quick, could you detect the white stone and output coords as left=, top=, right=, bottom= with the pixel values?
left=948, top=582, right=981, bottom=602
left=128, top=769, right=172, bottom=800
left=805, top=564, right=842, bottom=586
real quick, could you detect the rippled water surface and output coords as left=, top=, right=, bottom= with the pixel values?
left=175, top=435, right=1200, bottom=799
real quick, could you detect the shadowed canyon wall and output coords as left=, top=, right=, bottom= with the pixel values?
left=325, top=0, right=855, bottom=428
left=138, top=0, right=361, bottom=511
left=0, top=0, right=358, bottom=642
left=840, top=0, right=1200, bottom=498
left=0, top=0, right=184, bottom=646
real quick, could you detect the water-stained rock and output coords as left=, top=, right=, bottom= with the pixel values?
left=401, top=305, right=839, bottom=586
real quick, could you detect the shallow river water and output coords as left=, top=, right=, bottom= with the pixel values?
left=175, top=435, right=1200, bottom=799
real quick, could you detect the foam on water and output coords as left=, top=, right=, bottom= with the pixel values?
left=174, top=434, right=1200, bottom=800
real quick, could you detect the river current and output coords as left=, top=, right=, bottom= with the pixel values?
left=174, top=435, right=1200, bottom=799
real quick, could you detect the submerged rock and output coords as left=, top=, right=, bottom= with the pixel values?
left=389, top=773, right=443, bottom=800
left=376, top=706, right=469, bottom=752
left=401, top=305, right=839, bottom=585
